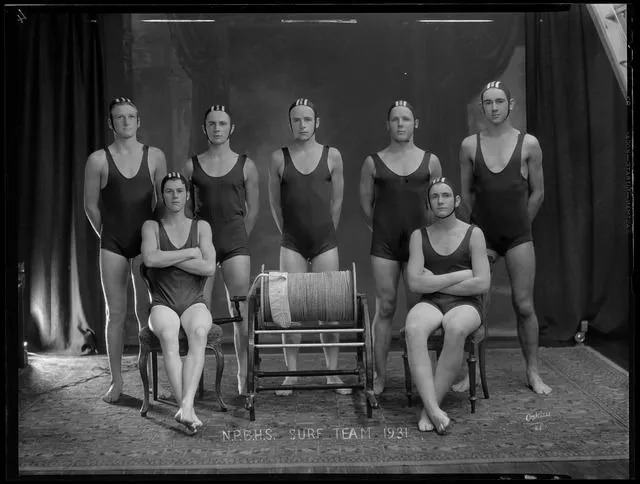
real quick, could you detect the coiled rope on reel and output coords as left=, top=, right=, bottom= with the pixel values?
left=262, top=270, right=356, bottom=323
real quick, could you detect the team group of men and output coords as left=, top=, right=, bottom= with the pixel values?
left=84, top=81, right=551, bottom=435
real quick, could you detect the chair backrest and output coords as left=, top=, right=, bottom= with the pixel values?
left=139, top=263, right=152, bottom=304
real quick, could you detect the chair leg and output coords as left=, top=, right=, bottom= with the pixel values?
left=479, top=340, right=490, bottom=399
left=212, top=342, right=227, bottom=412
left=401, top=341, right=413, bottom=407
left=152, top=351, right=158, bottom=401
left=139, top=346, right=150, bottom=416
left=467, top=345, right=477, bottom=414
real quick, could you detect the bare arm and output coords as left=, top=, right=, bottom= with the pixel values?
left=151, top=148, right=168, bottom=218
left=526, top=135, right=544, bottom=223
left=182, top=158, right=197, bottom=219
left=174, top=220, right=217, bottom=277
left=83, top=152, right=104, bottom=238
left=329, top=148, right=344, bottom=230
left=359, top=156, right=375, bottom=231
left=243, top=157, right=260, bottom=236
left=425, top=153, right=443, bottom=226
left=406, top=229, right=474, bottom=294
left=268, top=151, right=284, bottom=234
left=141, top=220, right=199, bottom=268
left=459, top=137, right=475, bottom=223
left=439, top=227, right=491, bottom=296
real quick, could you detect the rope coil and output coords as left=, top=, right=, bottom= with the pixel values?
left=263, top=270, right=355, bottom=323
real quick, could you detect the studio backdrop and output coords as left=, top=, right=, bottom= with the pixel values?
left=12, top=7, right=629, bottom=354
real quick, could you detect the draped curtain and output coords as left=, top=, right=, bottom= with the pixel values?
left=14, top=13, right=106, bottom=352
left=525, top=5, right=629, bottom=340
left=409, top=13, right=523, bottom=216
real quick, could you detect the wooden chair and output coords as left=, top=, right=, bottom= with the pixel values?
left=400, top=323, right=489, bottom=413
left=137, top=264, right=243, bottom=417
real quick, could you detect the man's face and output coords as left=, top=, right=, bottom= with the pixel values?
left=289, top=105, right=318, bottom=141
left=481, top=88, right=512, bottom=125
left=162, top=179, right=188, bottom=212
left=110, top=104, right=139, bottom=137
left=204, top=110, right=233, bottom=144
left=387, top=106, right=416, bottom=142
left=428, top=183, right=458, bottom=218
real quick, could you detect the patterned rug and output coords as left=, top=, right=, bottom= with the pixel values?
left=17, top=346, right=629, bottom=474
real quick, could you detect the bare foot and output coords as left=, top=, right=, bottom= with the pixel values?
left=527, top=371, right=552, bottom=395
left=418, top=408, right=435, bottom=432
left=275, top=376, right=298, bottom=396
left=373, top=374, right=385, bottom=396
left=157, top=384, right=174, bottom=401
left=174, top=408, right=200, bottom=434
left=451, top=374, right=470, bottom=393
left=429, top=409, right=451, bottom=436
left=327, top=376, right=352, bottom=395
left=102, top=380, right=123, bottom=404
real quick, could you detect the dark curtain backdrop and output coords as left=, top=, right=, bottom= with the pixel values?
left=16, top=13, right=106, bottom=352
left=410, top=14, right=522, bottom=195
left=164, top=13, right=522, bottom=327
left=167, top=13, right=230, bottom=155
left=525, top=5, right=629, bottom=340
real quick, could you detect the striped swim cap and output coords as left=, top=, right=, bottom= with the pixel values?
left=289, top=98, right=318, bottom=117
left=480, top=81, right=512, bottom=102
left=387, top=100, right=416, bottom=119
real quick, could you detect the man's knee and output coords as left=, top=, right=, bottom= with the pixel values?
left=157, top=331, right=180, bottom=352
left=376, top=297, right=397, bottom=320
left=442, top=322, right=471, bottom=343
left=512, top=296, right=535, bottom=321
left=105, top=303, right=128, bottom=326
left=188, top=325, right=210, bottom=344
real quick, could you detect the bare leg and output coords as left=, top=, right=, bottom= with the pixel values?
left=371, top=256, right=402, bottom=395
left=434, top=306, right=482, bottom=406
left=99, top=250, right=131, bottom=403
left=275, top=247, right=308, bottom=395
left=148, top=305, right=182, bottom=403
left=452, top=250, right=497, bottom=392
left=220, top=255, right=251, bottom=395
left=178, top=303, right=212, bottom=431
left=311, top=248, right=351, bottom=394
left=505, top=242, right=551, bottom=395
left=404, top=303, right=444, bottom=432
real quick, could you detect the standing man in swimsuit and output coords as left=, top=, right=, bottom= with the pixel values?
left=268, top=98, right=350, bottom=395
left=141, top=172, right=216, bottom=434
left=84, top=97, right=167, bottom=403
left=405, top=177, right=490, bottom=435
left=183, top=105, right=260, bottom=396
left=459, top=81, right=551, bottom=395
left=359, top=100, right=442, bottom=395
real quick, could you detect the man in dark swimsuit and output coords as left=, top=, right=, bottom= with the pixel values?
left=359, top=100, right=442, bottom=395
left=405, top=177, right=490, bottom=435
left=183, top=105, right=259, bottom=396
left=459, top=81, right=551, bottom=395
left=268, top=98, right=350, bottom=395
left=84, top=97, right=167, bottom=403
left=141, top=172, right=216, bottom=435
